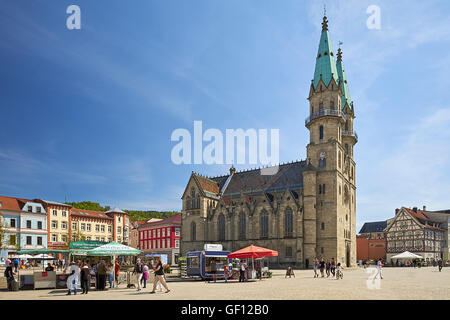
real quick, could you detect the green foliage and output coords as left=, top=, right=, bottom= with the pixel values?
left=65, top=201, right=180, bottom=222
left=0, top=219, right=5, bottom=251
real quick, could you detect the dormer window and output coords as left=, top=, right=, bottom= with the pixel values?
left=28, top=206, right=32, bottom=212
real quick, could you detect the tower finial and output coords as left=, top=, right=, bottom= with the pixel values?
left=322, top=15, right=328, bottom=31
left=324, top=4, right=326, bottom=17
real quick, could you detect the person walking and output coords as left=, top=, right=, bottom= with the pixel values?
left=224, top=265, right=229, bottom=283
left=13, top=259, right=19, bottom=273
left=80, top=263, right=90, bottom=294
left=313, top=257, right=319, bottom=278
left=209, top=259, right=217, bottom=283
left=150, top=257, right=170, bottom=294
left=66, top=270, right=78, bottom=295
left=375, top=258, right=383, bottom=280
left=326, top=259, right=331, bottom=278
left=331, top=258, right=336, bottom=277
left=114, top=261, right=121, bottom=286
left=239, top=261, right=246, bottom=282
left=319, top=258, right=325, bottom=278
left=45, top=263, right=54, bottom=272
left=133, top=258, right=144, bottom=291
left=106, top=262, right=115, bottom=288
left=97, top=260, right=107, bottom=290
left=141, top=263, right=149, bottom=288
left=438, top=259, right=443, bottom=272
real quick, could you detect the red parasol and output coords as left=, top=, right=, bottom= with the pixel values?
left=227, top=245, right=278, bottom=259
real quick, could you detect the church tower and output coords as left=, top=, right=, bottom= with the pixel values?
left=304, top=15, right=357, bottom=267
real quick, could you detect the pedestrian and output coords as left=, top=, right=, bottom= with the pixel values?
left=209, top=259, right=217, bottom=283
left=133, top=258, right=144, bottom=291
left=326, top=259, right=331, bottom=277
left=331, top=258, right=336, bottom=276
left=375, top=258, right=383, bottom=280
left=107, top=262, right=115, bottom=288
left=319, top=258, right=325, bottom=277
left=4, top=263, right=15, bottom=291
left=413, top=260, right=417, bottom=268
left=438, top=259, right=443, bottom=272
left=66, top=270, right=78, bottom=295
left=80, top=263, right=90, bottom=294
left=45, top=263, right=54, bottom=272
left=239, top=261, right=246, bottom=282
left=114, top=261, right=121, bottom=286
left=285, top=266, right=291, bottom=278
left=141, top=263, right=149, bottom=288
left=224, top=265, right=229, bottom=282
left=228, top=261, right=233, bottom=279
left=313, top=257, right=319, bottom=278
left=336, top=263, right=343, bottom=279
left=97, top=260, right=107, bottom=290
left=150, top=257, right=170, bottom=294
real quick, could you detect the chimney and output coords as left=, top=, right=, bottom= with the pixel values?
left=413, top=207, right=418, bottom=213
left=423, top=205, right=427, bottom=211
left=395, top=208, right=399, bottom=215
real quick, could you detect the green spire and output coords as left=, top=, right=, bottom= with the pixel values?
left=313, top=16, right=338, bottom=89
left=336, top=48, right=351, bottom=110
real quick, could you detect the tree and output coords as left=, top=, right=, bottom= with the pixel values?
left=0, top=217, right=5, bottom=251
left=71, top=229, right=86, bottom=242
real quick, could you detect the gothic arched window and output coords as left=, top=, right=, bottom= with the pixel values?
left=191, top=188, right=196, bottom=209
left=260, top=209, right=269, bottom=239
left=284, top=207, right=293, bottom=237
left=218, top=214, right=225, bottom=241
left=319, top=126, right=324, bottom=140
left=191, top=222, right=196, bottom=241
left=239, top=212, right=246, bottom=240
left=330, top=100, right=334, bottom=110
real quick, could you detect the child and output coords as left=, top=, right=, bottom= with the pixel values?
left=336, top=263, right=343, bottom=280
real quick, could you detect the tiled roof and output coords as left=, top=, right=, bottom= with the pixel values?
left=71, top=208, right=113, bottom=220
left=138, top=214, right=181, bottom=229
left=38, top=199, right=72, bottom=207
left=0, top=195, right=23, bottom=211
left=194, top=175, right=220, bottom=194
left=209, top=161, right=306, bottom=197
left=359, top=221, right=387, bottom=234
left=105, top=207, right=128, bottom=215
left=404, top=208, right=445, bottom=231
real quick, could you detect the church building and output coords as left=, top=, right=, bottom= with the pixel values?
left=180, top=15, right=357, bottom=267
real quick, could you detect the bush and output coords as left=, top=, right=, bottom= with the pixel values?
left=164, top=266, right=171, bottom=274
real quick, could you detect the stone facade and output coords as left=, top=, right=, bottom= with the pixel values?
left=180, top=15, right=358, bottom=268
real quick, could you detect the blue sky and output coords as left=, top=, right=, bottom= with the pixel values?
left=2, top=0, right=450, bottom=231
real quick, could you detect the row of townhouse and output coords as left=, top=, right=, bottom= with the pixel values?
left=0, top=195, right=130, bottom=263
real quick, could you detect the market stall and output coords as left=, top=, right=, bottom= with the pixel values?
left=227, top=245, right=278, bottom=280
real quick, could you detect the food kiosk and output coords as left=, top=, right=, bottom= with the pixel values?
left=186, top=244, right=231, bottom=280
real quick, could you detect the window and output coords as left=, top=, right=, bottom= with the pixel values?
left=95, top=225, right=100, bottom=232
left=118, top=226, right=122, bottom=234
left=330, top=100, right=334, bottom=110
left=319, top=185, right=322, bottom=194
left=286, top=247, right=293, bottom=258
left=162, top=229, right=166, bottom=237
left=62, top=211, right=67, bottom=217
left=101, top=225, right=105, bottom=233
left=167, top=238, right=171, bottom=248
left=239, top=212, right=246, bottom=240
left=87, top=236, right=91, bottom=241
left=72, top=222, right=77, bottom=230
left=37, top=237, right=42, bottom=246
left=53, top=210, right=57, bottom=216
left=28, top=206, right=32, bottom=212
left=157, top=229, right=160, bottom=238
left=9, top=234, right=16, bottom=245
left=319, top=158, right=326, bottom=168
left=167, top=228, right=171, bottom=236
left=319, top=102, right=324, bottom=111
left=153, top=230, right=156, bottom=238
left=260, top=209, right=269, bottom=238
left=101, top=237, right=105, bottom=242
left=10, top=219, right=16, bottom=228
left=81, top=223, right=85, bottom=231
left=175, top=228, right=180, bottom=237
left=322, top=184, right=326, bottom=194
left=319, top=126, right=324, bottom=140
left=62, top=235, right=67, bottom=243
left=108, top=226, right=111, bottom=233
left=36, top=207, right=41, bottom=213
left=87, top=224, right=91, bottom=232
left=321, top=222, right=325, bottom=230
left=51, top=234, right=57, bottom=242
left=191, top=222, right=196, bottom=241
left=175, top=239, right=180, bottom=248
left=37, top=221, right=42, bottom=230
left=285, top=208, right=293, bottom=237
left=218, top=214, right=226, bottom=241
left=61, top=222, right=67, bottom=230
left=26, top=220, right=32, bottom=229
left=338, top=151, right=342, bottom=168
left=26, top=236, right=32, bottom=245
left=96, top=237, right=100, bottom=241
left=118, top=216, right=121, bottom=222
left=52, top=221, right=57, bottom=229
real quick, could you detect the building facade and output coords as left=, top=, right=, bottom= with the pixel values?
left=356, top=221, right=387, bottom=261
left=0, top=196, right=48, bottom=263
left=180, top=15, right=358, bottom=267
left=138, top=215, right=181, bottom=265
left=385, top=207, right=445, bottom=262
left=35, top=200, right=72, bottom=250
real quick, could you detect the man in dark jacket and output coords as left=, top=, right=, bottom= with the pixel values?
left=97, top=261, right=107, bottom=291
left=133, top=258, right=143, bottom=291
left=80, top=263, right=91, bottom=294
left=5, top=264, right=14, bottom=291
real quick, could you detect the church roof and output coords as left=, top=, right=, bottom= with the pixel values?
left=313, top=16, right=338, bottom=89
left=209, top=161, right=306, bottom=198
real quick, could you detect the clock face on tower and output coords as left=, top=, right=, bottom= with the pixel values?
left=319, top=151, right=326, bottom=159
